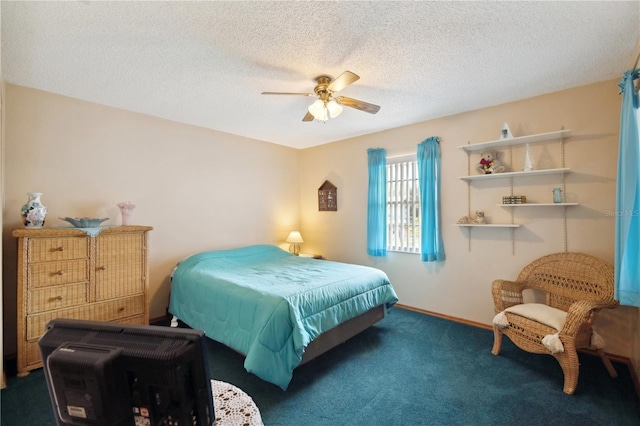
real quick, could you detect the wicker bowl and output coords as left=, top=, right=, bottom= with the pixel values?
left=59, top=217, right=109, bottom=228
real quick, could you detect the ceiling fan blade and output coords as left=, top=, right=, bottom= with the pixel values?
left=335, top=96, right=380, bottom=114
left=328, top=71, right=359, bottom=93
left=302, top=111, right=314, bottom=122
left=261, top=92, right=314, bottom=96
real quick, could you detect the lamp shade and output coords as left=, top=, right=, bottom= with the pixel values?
left=326, top=100, right=343, bottom=118
left=286, top=231, right=304, bottom=243
left=308, top=99, right=325, bottom=118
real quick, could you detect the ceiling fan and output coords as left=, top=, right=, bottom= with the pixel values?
left=261, top=71, right=381, bottom=122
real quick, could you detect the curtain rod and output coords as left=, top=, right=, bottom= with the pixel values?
left=384, top=137, right=441, bottom=152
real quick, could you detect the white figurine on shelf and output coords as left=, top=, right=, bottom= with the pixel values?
left=523, top=143, right=534, bottom=171
left=500, top=122, right=513, bottom=139
left=117, top=201, right=135, bottom=226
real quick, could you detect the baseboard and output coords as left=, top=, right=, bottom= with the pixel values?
left=394, top=303, right=640, bottom=399
left=395, top=304, right=493, bottom=330
left=579, top=348, right=640, bottom=398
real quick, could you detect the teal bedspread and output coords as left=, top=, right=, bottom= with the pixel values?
left=168, top=244, right=398, bottom=390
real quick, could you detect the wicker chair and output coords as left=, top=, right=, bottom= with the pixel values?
left=491, top=252, right=619, bottom=394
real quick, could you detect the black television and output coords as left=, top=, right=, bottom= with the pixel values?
left=38, top=318, right=214, bottom=426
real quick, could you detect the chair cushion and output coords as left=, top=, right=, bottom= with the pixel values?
left=493, top=303, right=606, bottom=353
left=504, top=303, right=566, bottom=331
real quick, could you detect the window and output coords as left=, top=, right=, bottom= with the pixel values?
left=387, top=156, right=420, bottom=253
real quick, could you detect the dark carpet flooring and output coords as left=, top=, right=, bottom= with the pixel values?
left=2, top=307, right=639, bottom=425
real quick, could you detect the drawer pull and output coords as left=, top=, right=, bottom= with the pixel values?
left=117, top=307, right=125, bottom=312
left=54, top=247, right=64, bottom=252
left=56, top=270, right=64, bottom=276
left=97, top=266, right=107, bottom=271
left=50, top=295, right=64, bottom=301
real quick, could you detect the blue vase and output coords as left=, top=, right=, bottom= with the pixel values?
left=21, top=192, right=48, bottom=228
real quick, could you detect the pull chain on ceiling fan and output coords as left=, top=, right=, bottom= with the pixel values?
left=261, top=71, right=381, bottom=122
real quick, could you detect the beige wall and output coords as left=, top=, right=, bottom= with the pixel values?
left=2, top=84, right=300, bottom=355
left=298, top=79, right=639, bottom=362
left=2, top=80, right=638, bottom=380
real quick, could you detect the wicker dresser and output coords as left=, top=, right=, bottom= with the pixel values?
left=12, top=226, right=152, bottom=376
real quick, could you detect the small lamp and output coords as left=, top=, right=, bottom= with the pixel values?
left=286, top=231, right=304, bottom=255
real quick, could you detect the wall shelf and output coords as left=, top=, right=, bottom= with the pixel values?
left=458, top=127, right=573, bottom=253
left=457, top=129, right=571, bottom=152
left=459, top=168, right=571, bottom=181
left=498, top=203, right=579, bottom=207
left=455, top=224, right=520, bottom=228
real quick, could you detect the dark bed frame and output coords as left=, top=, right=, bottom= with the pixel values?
left=299, top=304, right=386, bottom=366
left=171, top=304, right=386, bottom=369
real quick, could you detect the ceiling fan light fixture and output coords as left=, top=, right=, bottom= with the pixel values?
left=262, top=70, right=379, bottom=122
left=316, top=106, right=329, bottom=122
left=326, top=100, right=343, bottom=118
left=308, top=99, right=328, bottom=121
left=308, top=99, right=324, bottom=117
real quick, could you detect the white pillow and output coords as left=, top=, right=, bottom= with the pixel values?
left=504, top=303, right=567, bottom=331
left=494, top=303, right=606, bottom=353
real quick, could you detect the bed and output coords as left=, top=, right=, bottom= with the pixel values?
left=168, top=244, right=398, bottom=390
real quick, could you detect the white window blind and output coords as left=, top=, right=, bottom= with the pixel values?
left=387, top=157, right=420, bottom=253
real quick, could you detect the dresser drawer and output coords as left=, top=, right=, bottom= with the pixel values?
left=26, top=295, right=146, bottom=340
left=116, top=314, right=146, bottom=325
left=28, top=236, right=89, bottom=262
left=27, top=311, right=76, bottom=341
left=93, top=295, right=146, bottom=322
left=28, top=259, right=89, bottom=288
left=28, top=282, right=89, bottom=314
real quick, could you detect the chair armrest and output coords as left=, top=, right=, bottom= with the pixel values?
left=492, top=279, right=527, bottom=312
left=561, top=299, right=620, bottom=336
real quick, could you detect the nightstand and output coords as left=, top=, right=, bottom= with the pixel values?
left=299, top=253, right=323, bottom=260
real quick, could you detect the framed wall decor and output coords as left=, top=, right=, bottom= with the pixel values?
left=318, top=180, right=337, bottom=211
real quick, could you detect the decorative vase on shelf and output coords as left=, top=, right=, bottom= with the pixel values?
left=21, top=192, right=48, bottom=228
left=523, top=143, right=534, bottom=172
left=552, top=188, right=563, bottom=203
left=117, top=201, right=135, bottom=226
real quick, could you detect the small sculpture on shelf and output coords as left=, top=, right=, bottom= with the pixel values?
left=523, top=143, right=534, bottom=171
left=500, top=122, right=513, bottom=139
left=457, top=211, right=486, bottom=225
left=476, top=150, right=506, bottom=174
left=117, top=201, right=135, bottom=226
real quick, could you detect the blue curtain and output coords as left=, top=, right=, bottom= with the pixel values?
left=615, top=69, right=640, bottom=307
left=417, top=137, right=444, bottom=262
left=367, top=148, right=387, bottom=256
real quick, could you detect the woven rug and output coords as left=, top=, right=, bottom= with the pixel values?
left=211, top=380, right=263, bottom=426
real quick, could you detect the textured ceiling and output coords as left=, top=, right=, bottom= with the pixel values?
left=2, top=1, right=639, bottom=149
